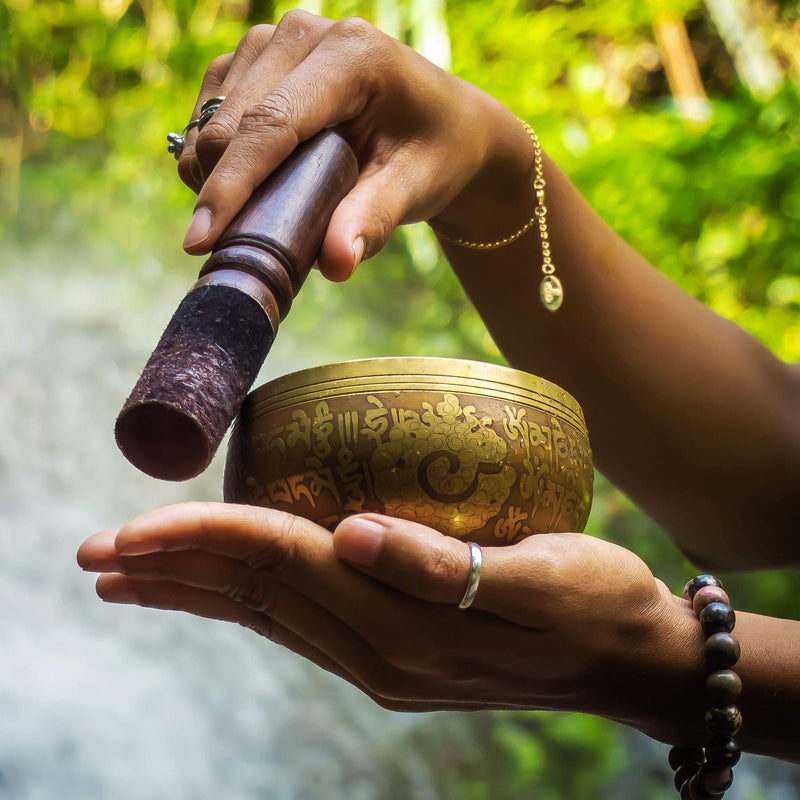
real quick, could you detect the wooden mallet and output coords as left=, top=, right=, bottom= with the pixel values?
left=115, top=130, right=358, bottom=480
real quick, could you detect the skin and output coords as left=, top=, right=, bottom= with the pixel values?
left=78, top=503, right=800, bottom=762
left=80, top=12, right=800, bottom=761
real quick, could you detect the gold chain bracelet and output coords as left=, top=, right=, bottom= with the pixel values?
left=430, top=119, right=563, bottom=312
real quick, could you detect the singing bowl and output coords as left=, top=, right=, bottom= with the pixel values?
left=224, top=357, right=593, bottom=546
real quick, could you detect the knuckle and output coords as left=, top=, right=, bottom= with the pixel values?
left=194, top=114, right=238, bottom=165
left=374, top=631, right=439, bottom=676
left=242, top=512, right=298, bottom=576
left=369, top=205, right=395, bottom=251
left=199, top=113, right=239, bottom=145
left=422, top=546, right=463, bottom=588
left=204, top=53, right=232, bottom=84
left=237, top=23, right=274, bottom=54
left=225, top=570, right=274, bottom=614
left=382, top=638, right=455, bottom=678
left=277, top=8, right=316, bottom=34
left=184, top=501, right=217, bottom=533
left=524, top=535, right=568, bottom=587
left=238, top=91, right=297, bottom=138
left=332, top=16, right=377, bottom=44
left=239, top=608, right=273, bottom=640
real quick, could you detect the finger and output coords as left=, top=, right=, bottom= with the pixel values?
left=113, top=503, right=473, bottom=612
left=112, top=503, right=407, bottom=628
left=183, top=24, right=277, bottom=181
left=94, top=572, right=458, bottom=710
left=114, top=502, right=324, bottom=561
left=267, top=623, right=447, bottom=712
left=263, top=622, right=474, bottom=712
left=82, top=546, right=246, bottom=587
left=332, top=514, right=478, bottom=605
left=96, top=571, right=369, bottom=688
left=317, top=158, right=416, bottom=281
left=77, top=529, right=118, bottom=568
left=85, top=548, right=305, bottom=625
left=192, top=12, right=331, bottom=185
left=108, top=503, right=526, bottom=676
left=177, top=52, right=234, bottom=192
left=332, top=514, right=560, bottom=623
left=179, top=24, right=282, bottom=190
left=184, top=21, right=387, bottom=254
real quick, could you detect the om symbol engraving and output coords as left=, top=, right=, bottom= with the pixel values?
left=371, top=393, right=517, bottom=538
left=418, top=450, right=505, bottom=504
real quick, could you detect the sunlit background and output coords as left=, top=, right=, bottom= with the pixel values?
left=2, top=0, right=800, bottom=797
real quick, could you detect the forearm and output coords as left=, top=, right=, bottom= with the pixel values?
left=731, top=610, right=800, bottom=761
left=434, top=110, right=800, bottom=568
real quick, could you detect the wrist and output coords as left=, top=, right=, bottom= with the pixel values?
left=589, top=582, right=707, bottom=746
left=429, top=97, right=538, bottom=244
left=640, top=585, right=709, bottom=744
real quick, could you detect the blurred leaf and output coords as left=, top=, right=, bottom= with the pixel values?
left=4, top=1, right=800, bottom=798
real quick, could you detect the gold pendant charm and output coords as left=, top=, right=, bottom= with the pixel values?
left=540, top=275, right=563, bottom=311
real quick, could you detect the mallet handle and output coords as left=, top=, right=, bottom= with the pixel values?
left=115, top=130, right=358, bottom=481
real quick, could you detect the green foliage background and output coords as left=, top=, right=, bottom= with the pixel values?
left=2, top=0, right=800, bottom=797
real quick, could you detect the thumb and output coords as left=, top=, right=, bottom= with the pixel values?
left=317, top=162, right=412, bottom=282
left=332, top=514, right=477, bottom=605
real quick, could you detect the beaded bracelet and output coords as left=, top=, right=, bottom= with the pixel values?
left=668, top=574, right=742, bottom=799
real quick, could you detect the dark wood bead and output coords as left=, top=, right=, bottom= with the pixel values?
left=706, top=736, right=742, bottom=768
left=705, top=705, right=742, bottom=736
left=679, top=775, right=696, bottom=800
left=698, top=764, right=734, bottom=793
left=704, top=632, right=741, bottom=669
left=685, top=574, right=723, bottom=600
left=669, top=745, right=705, bottom=770
left=687, top=774, right=727, bottom=800
left=674, top=763, right=700, bottom=791
left=706, top=670, right=742, bottom=705
left=700, top=602, right=736, bottom=636
left=693, top=585, right=730, bottom=615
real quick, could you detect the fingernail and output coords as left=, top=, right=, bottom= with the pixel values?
left=352, top=236, right=365, bottom=269
left=334, top=516, right=385, bottom=566
left=183, top=207, right=212, bottom=249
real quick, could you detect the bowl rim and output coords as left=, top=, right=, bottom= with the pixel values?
left=244, top=357, right=587, bottom=432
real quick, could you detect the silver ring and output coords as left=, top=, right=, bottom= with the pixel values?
left=166, top=96, right=226, bottom=160
left=166, top=120, right=199, bottom=160
left=458, top=542, right=482, bottom=609
left=198, top=95, right=226, bottom=131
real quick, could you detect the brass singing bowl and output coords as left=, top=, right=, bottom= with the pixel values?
left=224, top=357, right=593, bottom=546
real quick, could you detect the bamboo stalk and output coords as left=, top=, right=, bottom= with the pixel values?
left=653, top=17, right=711, bottom=123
